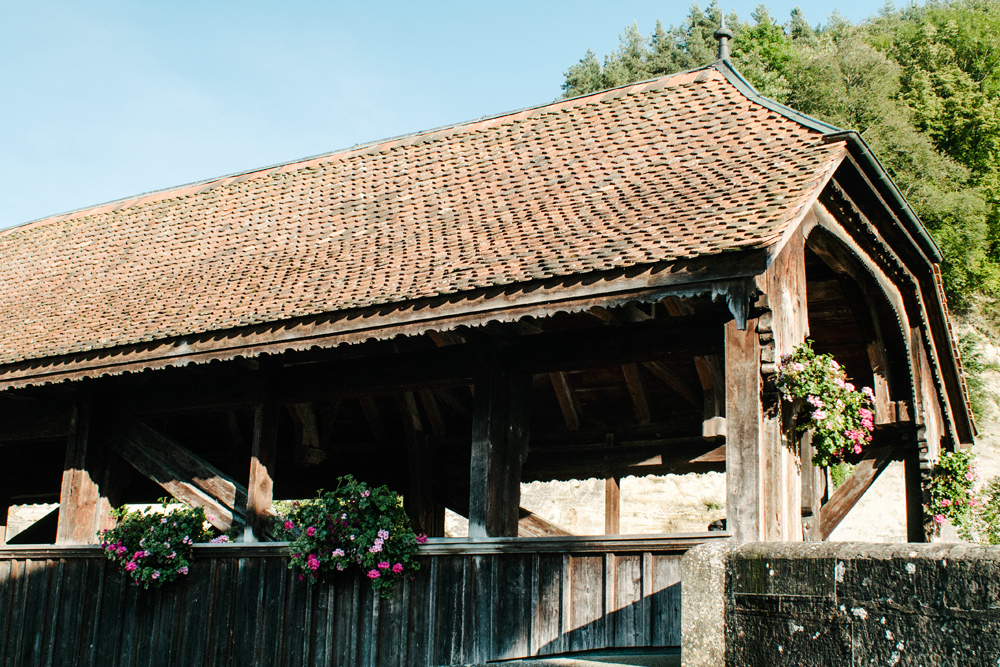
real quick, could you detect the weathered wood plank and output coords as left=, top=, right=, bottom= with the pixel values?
left=332, top=572, right=361, bottom=666
left=614, top=554, right=646, bottom=647
left=568, top=555, right=605, bottom=652
left=0, top=558, right=12, bottom=665
left=495, top=554, right=532, bottom=660
left=175, top=551, right=213, bottom=666
left=535, top=553, right=565, bottom=656
left=650, top=555, right=683, bottom=646
left=255, top=557, right=288, bottom=667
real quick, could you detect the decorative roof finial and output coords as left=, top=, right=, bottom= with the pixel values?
left=713, top=15, right=733, bottom=61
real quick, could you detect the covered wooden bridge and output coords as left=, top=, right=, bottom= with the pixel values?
left=0, top=53, right=973, bottom=665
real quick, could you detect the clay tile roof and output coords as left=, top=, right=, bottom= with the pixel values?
left=0, top=64, right=846, bottom=369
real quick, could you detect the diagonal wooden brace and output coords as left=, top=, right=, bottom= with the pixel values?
left=105, top=416, right=249, bottom=532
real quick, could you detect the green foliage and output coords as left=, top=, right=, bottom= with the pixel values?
left=976, top=476, right=1000, bottom=545
left=559, top=1, right=1000, bottom=321
left=926, top=450, right=980, bottom=537
left=776, top=341, right=876, bottom=467
left=958, top=330, right=997, bottom=422
left=829, top=462, right=855, bottom=489
left=100, top=500, right=213, bottom=589
left=278, top=475, right=424, bottom=598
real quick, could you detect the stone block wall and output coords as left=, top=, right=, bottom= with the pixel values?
left=725, top=542, right=1000, bottom=666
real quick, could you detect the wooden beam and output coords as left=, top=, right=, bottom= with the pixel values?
left=104, top=417, right=249, bottom=532
left=549, top=372, right=581, bottom=430
left=525, top=438, right=725, bottom=481
left=247, top=396, right=280, bottom=541
left=0, top=398, right=73, bottom=443
left=468, top=358, right=531, bottom=538
left=435, top=480, right=572, bottom=537
left=288, top=403, right=323, bottom=465
left=642, top=361, right=700, bottom=408
left=401, top=392, right=444, bottom=536
left=819, top=447, right=899, bottom=539
left=622, top=364, right=651, bottom=424
left=662, top=297, right=727, bottom=439
left=418, top=390, right=448, bottom=437
left=605, top=475, right=621, bottom=535
left=516, top=508, right=573, bottom=537
left=0, top=464, right=9, bottom=546
left=56, top=395, right=106, bottom=545
left=800, top=430, right=824, bottom=541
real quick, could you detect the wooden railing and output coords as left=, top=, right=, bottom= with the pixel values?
left=0, top=534, right=725, bottom=667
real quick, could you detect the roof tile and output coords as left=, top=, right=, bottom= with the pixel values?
left=0, top=67, right=843, bottom=366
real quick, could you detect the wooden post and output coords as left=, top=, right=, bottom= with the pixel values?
left=56, top=393, right=109, bottom=544
left=724, top=316, right=763, bottom=543
left=605, top=477, right=621, bottom=535
left=401, top=392, right=445, bottom=537
left=246, top=395, right=279, bottom=542
left=468, top=352, right=531, bottom=538
left=0, top=461, right=10, bottom=546
left=904, top=439, right=927, bottom=542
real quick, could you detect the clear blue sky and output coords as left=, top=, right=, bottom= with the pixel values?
left=1, top=0, right=883, bottom=229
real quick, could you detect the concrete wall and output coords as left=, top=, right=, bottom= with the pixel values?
left=725, top=542, right=1000, bottom=666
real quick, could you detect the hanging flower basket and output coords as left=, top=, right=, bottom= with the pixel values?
left=776, top=340, right=876, bottom=467
left=277, top=475, right=426, bottom=598
left=100, top=499, right=214, bottom=589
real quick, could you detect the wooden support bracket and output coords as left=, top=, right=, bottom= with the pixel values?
left=105, top=417, right=249, bottom=532
left=819, top=447, right=900, bottom=540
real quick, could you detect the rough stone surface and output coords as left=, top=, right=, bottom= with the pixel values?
left=682, top=540, right=739, bottom=667
left=725, top=542, right=1000, bottom=666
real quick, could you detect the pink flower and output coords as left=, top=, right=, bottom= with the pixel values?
left=332, top=548, right=345, bottom=557
left=284, top=520, right=294, bottom=531
left=844, top=382, right=855, bottom=392
left=807, top=396, right=824, bottom=408
left=378, top=561, right=390, bottom=569
left=966, top=471, right=976, bottom=482
left=209, top=535, right=230, bottom=543
left=416, top=534, right=428, bottom=544
left=829, top=360, right=840, bottom=370
left=306, top=526, right=316, bottom=537
left=208, top=514, right=217, bottom=522
left=151, top=571, right=160, bottom=580
left=134, top=551, right=145, bottom=560
left=377, top=529, right=389, bottom=540
left=934, top=514, right=946, bottom=524
left=392, top=563, right=404, bottom=574
left=160, top=517, right=168, bottom=523
left=941, top=498, right=952, bottom=507
left=367, top=569, right=380, bottom=579
left=336, top=564, right=345, bottom=571
left=125, top=561, right=138, bottom=572
left=307, top=554, right=321, bottom=571
left=178, top=566, right=189, bottom=575
left=812, top=410, right=827, bottom=421
left=862, top=386, right=875, bottom=400
left=361, top=490, right=371, bottom=498
left=853, top=443, right=863, bottom=455
left=791, top=362, right=805, bottom=372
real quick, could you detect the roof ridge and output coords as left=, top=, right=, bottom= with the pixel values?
left=1, top=65, right=721, bottom=239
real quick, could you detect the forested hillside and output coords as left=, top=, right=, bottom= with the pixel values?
left=562, top=1, right=999, bottom=334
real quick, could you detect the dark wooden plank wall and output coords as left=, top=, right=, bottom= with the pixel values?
left=0, top=536, right=719, bottom=666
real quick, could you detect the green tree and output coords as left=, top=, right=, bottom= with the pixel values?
left=559, top=1, right=1000, bottom=318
